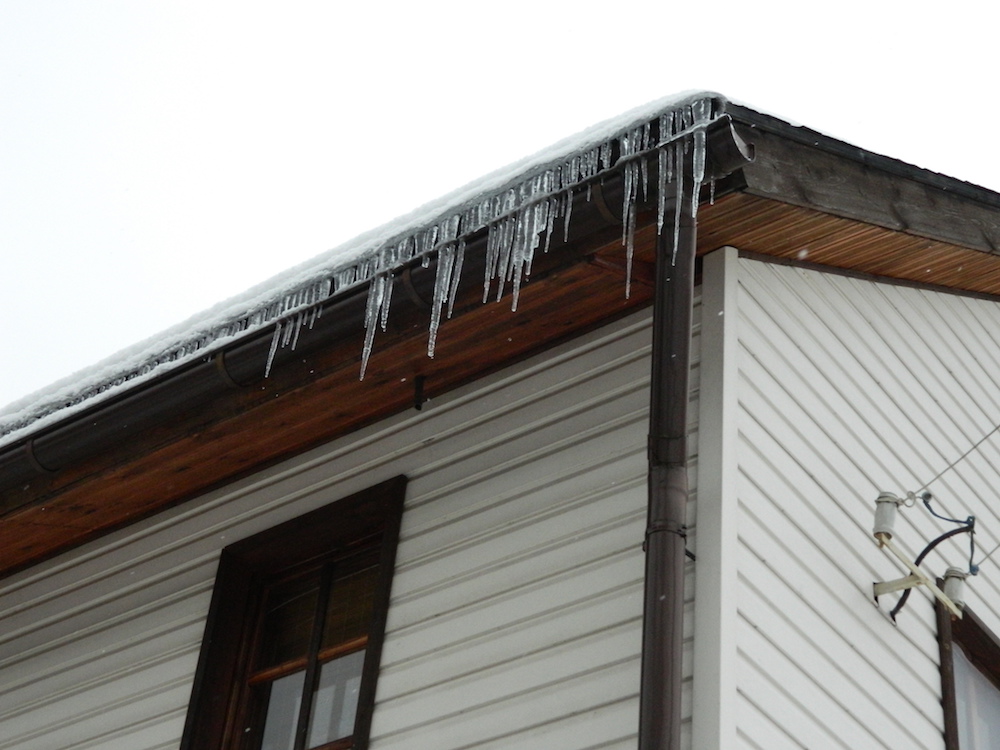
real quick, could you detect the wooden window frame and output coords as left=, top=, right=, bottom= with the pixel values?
left=180, top=476, right=406, bottom=750
left=937, top=597, right=1000, bottom=749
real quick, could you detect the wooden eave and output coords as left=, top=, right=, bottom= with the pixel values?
left=4, top=121, right=1000, bottom=578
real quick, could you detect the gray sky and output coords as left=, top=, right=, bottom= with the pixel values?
left=1, top=1, right=995, bottom=408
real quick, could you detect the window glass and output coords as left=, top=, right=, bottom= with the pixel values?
left=307, top=650, right=367, bottom=746
left=954, top=644, right=1000, bottom=748
left=260, top=671, right=306, bottom=750
left=249, top=557, right=380, bottom=749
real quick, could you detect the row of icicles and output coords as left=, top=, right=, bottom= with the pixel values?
left=280, top=100, right=719, bottom=379
left=0, top=100, right=723, bottom=439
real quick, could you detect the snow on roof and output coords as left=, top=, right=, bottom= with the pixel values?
left=0, top=90, right=724, bottom=448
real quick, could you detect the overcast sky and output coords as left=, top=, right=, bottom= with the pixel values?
left=1, top=1, right=995, bottom=409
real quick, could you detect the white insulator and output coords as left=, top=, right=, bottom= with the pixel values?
left=943, top=566, right=968, bottom=610
left=873, top=492, right=902, bottom=539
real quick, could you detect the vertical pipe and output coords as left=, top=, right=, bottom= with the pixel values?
left=639, top=170, right=696, bottom=750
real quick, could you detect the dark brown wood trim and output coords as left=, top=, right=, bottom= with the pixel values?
left=179, top=476, right=407, bottom=750
left=725, top=103, right=1000, bottom=211
left=937, top=595, right=1000, bottom=749
left=352, top=478, right=405, bottom=750
left=735, top=124, right=1000, bottom=254
left=248, top=636, right=369, bottom=686
left=936, top=593, right=960, bottom=750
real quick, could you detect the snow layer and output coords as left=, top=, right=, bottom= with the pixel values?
left=0, top=90, right=723, bottom=448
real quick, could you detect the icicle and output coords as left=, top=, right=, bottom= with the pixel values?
left=672, top=141, right=684, bottom=267
left=543, top=196, right=557, bottom=255
left=510, top=205, right=535, bottom=312
left=428, top=245, right=455, bottom=358
left=599, top=142, right=613, bottom=171
left=495, top=217, right=515, bottom=302
left=360, top=273, right=390, bottom=379
left=530, top=200, right=546, bottom=273
left=621, top=160, right=637, bottom=298
left=289, top=314, right=303, bottom=351
left=640, top=155, right=649, bottom=203
left=709, top=179, right=717, bottom=205
left=657, top=146, right=669, bottom=235
left=510, top=228, right=526, bottom=311
left=563, top=188, right=573, bottom=242
left=484, top=222, right=500, bottom=303
left=380, top=272, right=394, bottom=332
left=265, top=322, right=282, bottom=378
left=691, top=123, right=707, bottom=222
left=447, top=239, right=465, bottom=318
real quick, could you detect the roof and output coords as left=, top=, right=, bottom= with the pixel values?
left=5, top=91, right=1000, bottom=577
left=0, top=91, right=722, bottom=448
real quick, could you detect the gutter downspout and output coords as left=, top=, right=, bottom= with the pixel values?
left=639, top=173, right=696, bottom=750
left=639, top=118, right=753, bottom=750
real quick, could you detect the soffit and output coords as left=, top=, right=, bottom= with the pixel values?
left=2, top=190, right=999, bottom=578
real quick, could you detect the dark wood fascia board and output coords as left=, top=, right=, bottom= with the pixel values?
left=730, top=120, right=1000, bottom=255
left=725, top=102, right=1000, bottom=211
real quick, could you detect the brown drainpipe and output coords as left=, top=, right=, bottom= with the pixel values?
left=640, top=117, right=753, bottom=750
left=640, top=180, right=696, bottom=750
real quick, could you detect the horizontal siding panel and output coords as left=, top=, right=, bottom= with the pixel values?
left=2, top=677, right=190, bottom=750
left=389, top=487, right=645, bottom=629
left=0, top=624, right=201, bottom=724
left=378, top=696, right=640, bottom=750
left=371, top=657, right=640, bottom=750
left=393, top=445, right=647, bottom=598
left=381, top=543, right=643, bottom=672
left=0, top=306, right=705, bottom=750
left=377, top=620, right=640, bottom=732
left=379, top=580, right=643, bottom=700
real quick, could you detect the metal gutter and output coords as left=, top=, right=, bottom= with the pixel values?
left=0, top=172, right=630, bottom=499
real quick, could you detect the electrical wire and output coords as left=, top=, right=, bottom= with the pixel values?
left=975, top=539, right=1000, bottom=572
left=920, top=493, right=977, bottom=571
left=918, top=422, right=1000, bottom=492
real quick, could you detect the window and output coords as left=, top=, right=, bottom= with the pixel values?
left=938, top=598, right=1000, bottom=749
left=181, top=476, right=406, bottom=750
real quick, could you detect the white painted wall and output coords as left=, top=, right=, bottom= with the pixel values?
left=0, top=306, right=702, bottom=750
left=727, top=256, right=1000, bottom=750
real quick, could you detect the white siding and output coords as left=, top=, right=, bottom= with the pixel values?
left=732, top=257, right=1000, bottom=750
left=693, top=246, right=740, bottom=750
left=0, top=306, right=701, bottom=750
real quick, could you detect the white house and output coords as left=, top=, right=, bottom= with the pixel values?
left=2, top=92, right=999, bottom=750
